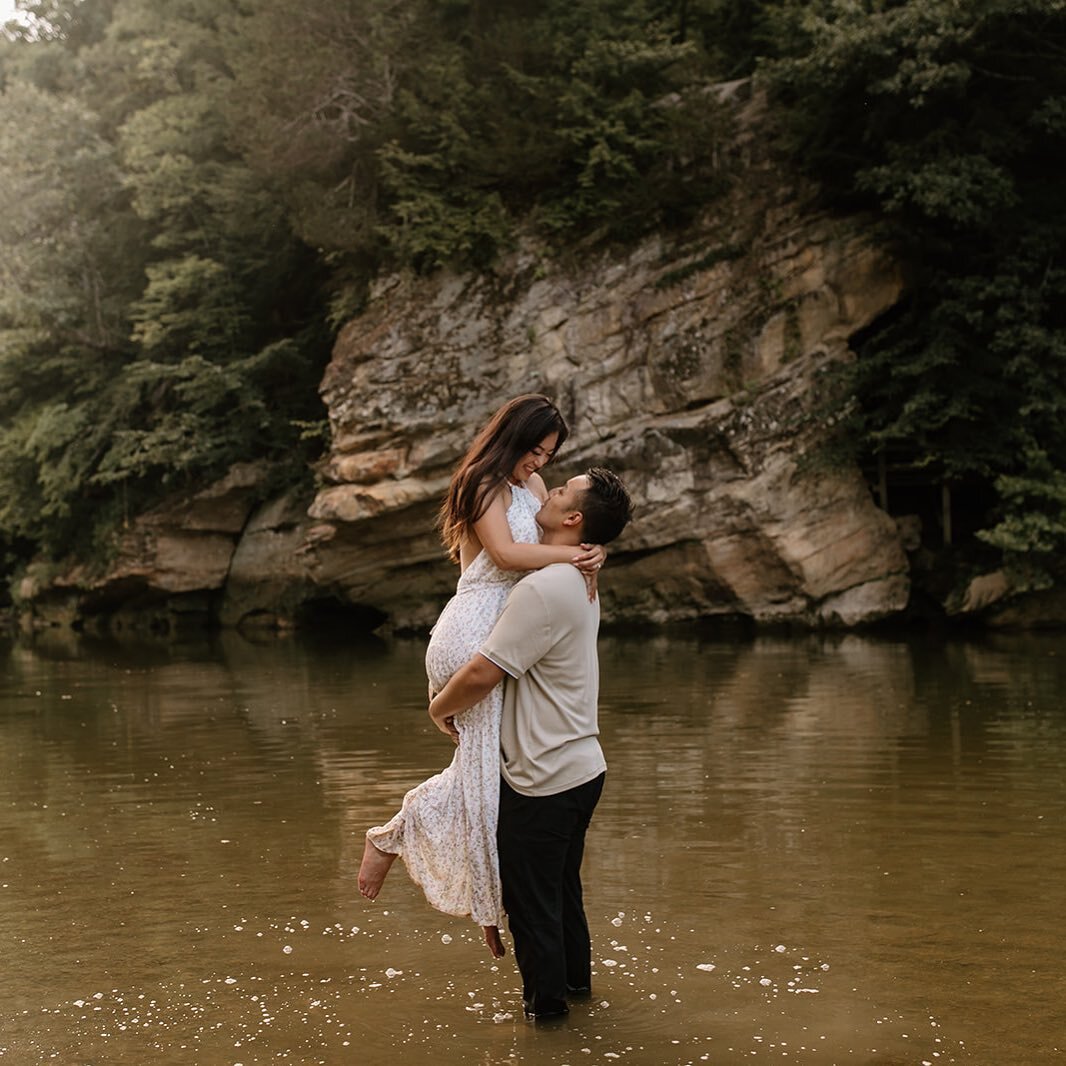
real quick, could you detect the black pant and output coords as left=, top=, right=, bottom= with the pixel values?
left=497, top=772, right=605, bottom=1016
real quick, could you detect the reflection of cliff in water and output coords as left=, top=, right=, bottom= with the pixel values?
left=592, top=633, right=1066, bottom=909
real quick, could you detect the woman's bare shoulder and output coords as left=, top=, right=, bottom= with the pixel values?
left=527, top=472, right=549, bottom=502
left=481, top=479, right=511, bottom=511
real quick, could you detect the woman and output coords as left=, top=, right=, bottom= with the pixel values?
left=357, top=395, right=604, bottom=959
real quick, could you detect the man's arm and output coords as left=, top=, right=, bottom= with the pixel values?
left=428, top=654, right=506, bottom=740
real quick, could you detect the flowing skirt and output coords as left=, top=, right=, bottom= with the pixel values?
left=365, top=582, right=508, bottom=928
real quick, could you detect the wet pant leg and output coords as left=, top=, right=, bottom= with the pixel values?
left=498, top=773, right=605, bottom=1016
left=562, top=808, right=594, bottom=992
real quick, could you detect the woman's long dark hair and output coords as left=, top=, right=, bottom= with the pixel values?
left=439, top=394, right=569, bottom=561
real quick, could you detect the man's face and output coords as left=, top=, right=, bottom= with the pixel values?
left=536, top=474, right=590, bottom=533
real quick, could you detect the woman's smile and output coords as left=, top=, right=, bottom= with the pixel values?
left=511, top=431, right=559, bottom=483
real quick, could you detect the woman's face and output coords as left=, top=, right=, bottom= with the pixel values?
left=510, top=431, right=559, bottom=484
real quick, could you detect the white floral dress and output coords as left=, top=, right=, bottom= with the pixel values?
left=366, top=483, right=542, bottom=928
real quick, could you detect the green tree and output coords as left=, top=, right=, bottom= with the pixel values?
left=0, top=77, right=143, bottom=551
left=228, top=0, right=730, bottom=280
left=767, top=0, right=1066, bottom=577
left=0, top=0, right=328, bottom=563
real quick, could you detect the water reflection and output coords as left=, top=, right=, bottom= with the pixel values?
left=1, top=630, right=1063, bottom=1064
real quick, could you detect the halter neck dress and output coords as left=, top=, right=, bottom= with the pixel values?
left=366, top=482, right=542, bottom=927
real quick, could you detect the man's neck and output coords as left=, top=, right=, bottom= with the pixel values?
left=539, top=528, right=583, bottom=548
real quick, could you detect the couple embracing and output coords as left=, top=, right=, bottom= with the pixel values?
left=358, top=395, right=633, bottom=1019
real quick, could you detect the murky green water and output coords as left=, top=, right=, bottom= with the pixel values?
left=1, top=628, right=1064, bottom=1065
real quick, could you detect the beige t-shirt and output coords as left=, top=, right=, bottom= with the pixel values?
left=480, top=563, right=605, bottom=797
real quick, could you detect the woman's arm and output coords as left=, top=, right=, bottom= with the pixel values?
left=473, top=488, right=602, bottom=572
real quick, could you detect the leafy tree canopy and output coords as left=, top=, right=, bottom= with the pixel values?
left=1, top=0, right=328, bottom=560
left=765, top=0, right=1066, bottom=579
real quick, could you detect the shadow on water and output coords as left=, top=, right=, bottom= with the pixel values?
left=1, top=628, right=1064, bottom=1064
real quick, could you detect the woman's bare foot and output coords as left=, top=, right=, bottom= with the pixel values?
left=483, top=925, right=506, bottom=959
left=358, top=837, right=397, bottom=900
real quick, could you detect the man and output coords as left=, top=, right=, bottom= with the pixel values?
left=427, top=467, right=633, bottom=1019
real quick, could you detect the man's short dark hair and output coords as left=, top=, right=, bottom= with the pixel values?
left=579, top=467, right=633, bottom=545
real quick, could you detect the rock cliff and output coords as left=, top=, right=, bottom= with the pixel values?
left=302, top=193, right=908, bottom=631
left=16, top=88, right=919, bottom=635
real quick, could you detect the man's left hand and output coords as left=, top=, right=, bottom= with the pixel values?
left=427, top=653, right=505, bottom=743
left=436, top=713, right=459, bottom=743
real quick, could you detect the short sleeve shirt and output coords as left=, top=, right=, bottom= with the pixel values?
left=480, top=564, right=605, bottom=797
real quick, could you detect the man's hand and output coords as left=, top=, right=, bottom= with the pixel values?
left=428, top=654, right=506, bottom=739
left=436, top=714, right=459, bottom=744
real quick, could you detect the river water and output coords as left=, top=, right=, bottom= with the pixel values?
left=1, top=628, right=1063, bottom=1065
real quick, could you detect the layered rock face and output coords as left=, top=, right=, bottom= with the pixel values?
left=17, top=462, right=273, bottom=633
left=18, top=92, right=916, bottom=634
left=305, top=177, right=908, bottom=629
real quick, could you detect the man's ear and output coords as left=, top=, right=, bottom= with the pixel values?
left=561, top=509, right=583, bottom=528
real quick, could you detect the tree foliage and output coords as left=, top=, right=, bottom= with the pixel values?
left=228, top=0, right=731, bottom=280
left=0, top=0, right=328, bottom=559
left=765, top=0, right=1066, bottom=575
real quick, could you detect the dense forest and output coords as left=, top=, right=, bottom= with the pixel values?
left=1, top=0, right=1065, bottom=599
